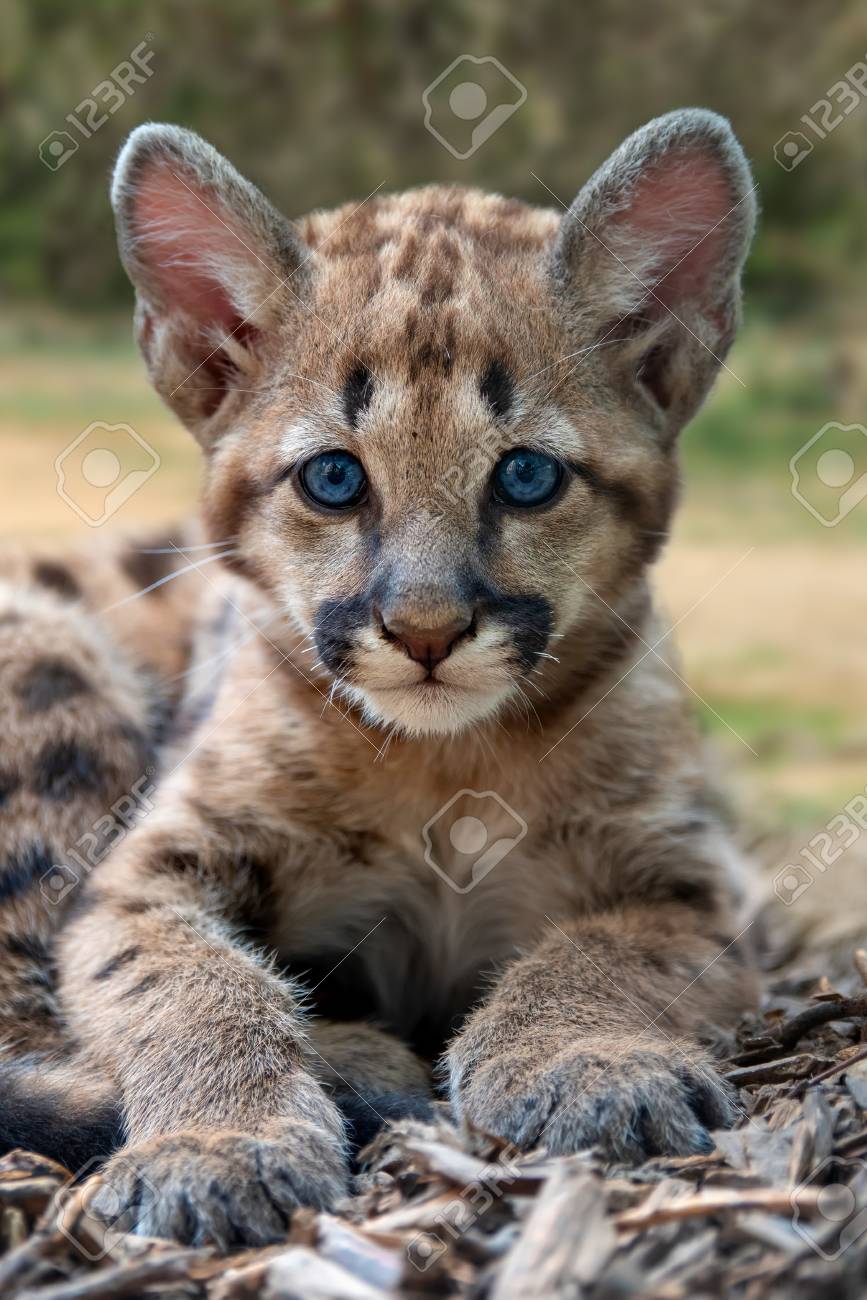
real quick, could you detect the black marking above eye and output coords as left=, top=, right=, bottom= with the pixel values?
left=343, top=365, right=374, bottom=428
left=480, top=361, right=513, bottom=420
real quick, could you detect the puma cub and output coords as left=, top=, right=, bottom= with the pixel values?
left=0, top=109, right=757, bottom=1248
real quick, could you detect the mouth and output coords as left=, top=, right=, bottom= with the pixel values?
left=344, top=672, right=513, bottom=737
left=377, top=677, right=466, bottom=693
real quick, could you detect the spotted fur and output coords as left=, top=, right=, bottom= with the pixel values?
left=0, top=110, right=759, bottom=1245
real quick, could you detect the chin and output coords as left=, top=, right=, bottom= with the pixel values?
left=341, top=680, right=513, bottom=738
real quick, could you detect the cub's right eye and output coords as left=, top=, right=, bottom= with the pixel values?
left=298, top=451, right=367, bottom=510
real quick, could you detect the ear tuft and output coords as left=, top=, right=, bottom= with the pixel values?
left=112, top=125, right=313, bottom=440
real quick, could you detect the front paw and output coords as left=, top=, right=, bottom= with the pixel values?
left=91, top=1122, right=349, bottom=1249
left=448, top=1034, right=735, bottom=1162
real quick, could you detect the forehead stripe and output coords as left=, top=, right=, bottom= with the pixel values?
left=480, top=361, right=513, bottom=419
left=343, top=365, right=374, bottom=428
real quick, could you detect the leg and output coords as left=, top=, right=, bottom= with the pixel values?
left=446, top=903, right=754, bottom=1161
left=58, top=811, right=348, bottom=1248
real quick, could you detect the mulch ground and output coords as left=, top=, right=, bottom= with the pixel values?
left=4, top=928, right=867, bottom=1299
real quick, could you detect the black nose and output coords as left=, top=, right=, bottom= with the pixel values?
left=380, top=611, right=474, bottom=672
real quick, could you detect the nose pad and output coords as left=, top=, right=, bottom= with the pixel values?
left=379, top=611, right=474, bottom=673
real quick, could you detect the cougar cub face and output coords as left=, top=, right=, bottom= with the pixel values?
left=222, top=214, right=668, bottom=737
left=113, top=114, right=754, bottom=735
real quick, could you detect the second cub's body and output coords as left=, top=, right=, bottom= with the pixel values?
left=0, top=108, right=758, bottom=1249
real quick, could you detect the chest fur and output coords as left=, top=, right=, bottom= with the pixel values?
left=265, top=809, right=580, bottom=1050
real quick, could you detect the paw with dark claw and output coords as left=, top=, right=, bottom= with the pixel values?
left=88, top=1122, right=349, bottom=1249
left=449, top=1034, right=735, bottom=1163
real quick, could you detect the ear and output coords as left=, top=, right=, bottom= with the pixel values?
left=112, top=124, right=315, bottom=443
left=551, top=109, right=756, bottom=438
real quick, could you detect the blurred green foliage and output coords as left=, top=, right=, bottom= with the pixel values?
left=1, top=0, right=866, bottom=318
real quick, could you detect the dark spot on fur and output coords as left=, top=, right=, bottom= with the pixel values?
left=0, top=843, right=55, bottom=903
left=0, top=770, right=21, bottom=808
left=664, top=878, right=717, bottom=912
left=480, top=361, right=513, bottom=419
left=406, top=313, right=456, bottom=384
left=113, top=717, right=159, bottom=775
left=343, top=365, right=374, bottom=428
left=116, top=897, right=161, bottom=916
left=419, top=235, right=459, bottom=305
left=393, top=233, right=419, bottom=280
left=120, top=972, right=160, bottom=999
left=7, top=932, right=53, bottom=966
left=16, top=659, right=90, bottom=712
left=32, top=562, right=81, bottom=600
left=32, top=741, right=105, bottom=802
left=93, top=946, right=141, bottom=981
left=120, top=546, right=177, bottom=595
left=146, top=850, right=203, bottom=878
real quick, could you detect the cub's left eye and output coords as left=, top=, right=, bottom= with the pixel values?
left=299, top=450, right=367, bottom=509
left=492, top=448, right=563, bottom=508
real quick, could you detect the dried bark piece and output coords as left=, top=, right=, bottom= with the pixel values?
left=492, top=1169, right=615, bottom=1299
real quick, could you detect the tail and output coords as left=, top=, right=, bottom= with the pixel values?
left=0, top=527, right=203, bottom=1168
left=0, top=1056, right=123, bottom=1172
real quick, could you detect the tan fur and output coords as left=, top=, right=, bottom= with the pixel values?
left=0, top=110, right=760, bottom=1246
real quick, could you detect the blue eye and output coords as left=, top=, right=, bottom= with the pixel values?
left=493, top=449, right=563, bottom=508
left=299, top=451, right=367, bottom=509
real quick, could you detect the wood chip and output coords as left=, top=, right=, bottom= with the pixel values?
left=4, top=942, right=867, bottom=1297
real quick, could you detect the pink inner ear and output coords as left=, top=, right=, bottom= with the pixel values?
left=131, top=162, right=248, bottom=332
left=611, top=150, right=735, bottom=312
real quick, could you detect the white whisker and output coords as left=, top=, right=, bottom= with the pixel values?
left=527, top=336, right=631, bottom=383
left=282, top=372, right=344, bottom=401
left=103, top=550, right=235, bottom=611
left=513, top=683, right=543, bottom=733
left=519, top=674, right=548, bottom=699
left=137, top=538, right=236, bottom=554
left=169, top=608, right=280, bottom=683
